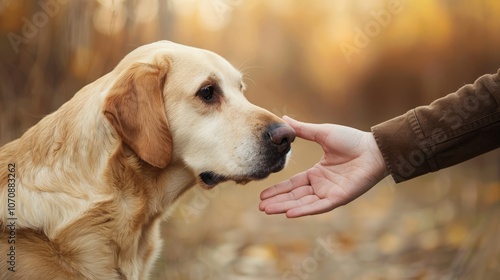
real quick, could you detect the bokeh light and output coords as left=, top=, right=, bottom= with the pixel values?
left=1, top=1, right=499, bottom=279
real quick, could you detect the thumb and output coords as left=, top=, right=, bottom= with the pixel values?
left=283, top=115, right=328, bottom=143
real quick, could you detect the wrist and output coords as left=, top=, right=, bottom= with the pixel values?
left=367, top=132, right=390, bottom=179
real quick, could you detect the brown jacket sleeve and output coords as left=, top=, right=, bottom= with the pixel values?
left=371, top=69, right=500, bottom=183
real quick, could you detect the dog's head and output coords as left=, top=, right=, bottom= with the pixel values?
left=103, top=41, right=295, bottom=187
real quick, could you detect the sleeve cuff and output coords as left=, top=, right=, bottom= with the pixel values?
left=371, top=109, right=434, bottom=183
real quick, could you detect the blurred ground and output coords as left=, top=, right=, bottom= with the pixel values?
left=1, top=0, right=499, bottom=279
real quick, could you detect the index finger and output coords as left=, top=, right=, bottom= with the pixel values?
left=283, top=116, right=329, bottom=144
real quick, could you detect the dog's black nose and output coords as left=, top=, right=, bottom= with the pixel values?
left=267, top=123, right=296, bottom=154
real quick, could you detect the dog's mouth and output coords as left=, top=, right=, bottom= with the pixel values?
left=198, top=156, right=288, bottom=188
left=197, top=123, right=295, bottom=188
left=199, top=172, right=251, bottom=187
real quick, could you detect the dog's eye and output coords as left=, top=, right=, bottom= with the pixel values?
left=198, top=85, right=215, bottom=102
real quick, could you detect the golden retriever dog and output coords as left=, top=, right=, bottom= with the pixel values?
left=0, top=41, right=295, bottom=279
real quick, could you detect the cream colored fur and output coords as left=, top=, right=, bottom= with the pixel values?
left=0, top=41, right=290, bottom=279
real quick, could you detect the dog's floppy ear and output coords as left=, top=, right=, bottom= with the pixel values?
left=103, top=56, right=172, bottom=168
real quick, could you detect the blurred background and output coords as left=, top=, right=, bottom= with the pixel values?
left=1, top=0, right=499, bottom=279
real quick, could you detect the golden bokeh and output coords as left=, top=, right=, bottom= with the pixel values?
left=1, top=1, right=499, bottom=279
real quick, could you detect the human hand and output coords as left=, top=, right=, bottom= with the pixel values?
left=259, top=116, right=389, bottom=218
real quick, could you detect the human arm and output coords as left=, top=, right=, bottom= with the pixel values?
left=372, top=69, right=500, bottom=182
left=260, top=69, right=500, bottom=217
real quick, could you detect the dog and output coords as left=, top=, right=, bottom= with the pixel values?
left=0, top=41, right=295, bottom=279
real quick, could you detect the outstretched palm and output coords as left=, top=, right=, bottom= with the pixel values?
left=259, top=116, right=388, bottom=218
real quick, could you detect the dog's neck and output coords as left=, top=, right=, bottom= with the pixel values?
left=104, top=143, right=196, bottom=220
